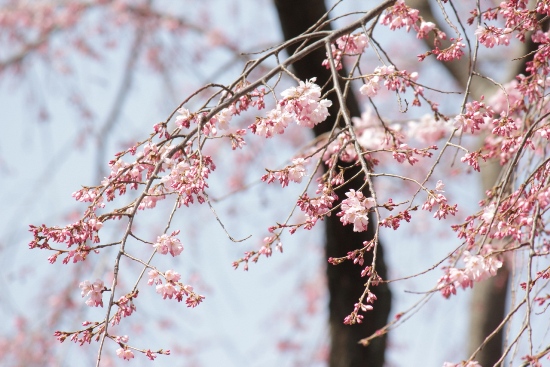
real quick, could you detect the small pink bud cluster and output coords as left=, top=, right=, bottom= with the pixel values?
left=232, top=236, right=284, bottom=271
left=343, top=292, right=377, bottom=325
left=174, top=86, right=265, bottom=135
left=490, top=114, right=519, bottom=138
left=498, top=1, right=537, bottom=42
left=112, top=292, right=138, bottom=326
left=296, top=185, right=338, bottom=230
left=418, top=38, right=465, bottom=62
left=229, top=129, right=247, bottom=150
left=380, top=210, right=412, bottom=230
left=29, top=215, right=103, bottom=251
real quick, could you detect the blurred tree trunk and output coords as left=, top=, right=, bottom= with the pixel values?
left=273, top=1, right=392, bottom=366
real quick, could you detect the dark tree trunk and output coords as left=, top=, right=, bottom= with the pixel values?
left=273, top=1, right=392, bottom=366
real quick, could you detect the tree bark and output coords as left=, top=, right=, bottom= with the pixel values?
left=273, top=1, right=392, bottom=366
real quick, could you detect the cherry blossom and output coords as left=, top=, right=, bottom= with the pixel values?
left=147, top=270, right=161, bottom=286
left=360, top=75, right=381, bottom=97
left=79, top=279, right=104, bottom=307
left=417, top=21, right=435, bottom=39
left=323, top=33, right=368, bottom=70
left=296, top=184, right=338, bottom=230
left=19, top=0, right=550, bottom=364
left=338, top=189, right=376, bottom=232
left=156, top=282, right=177, bottom=300
left=153, top=232, right=183, bottom=257
left=280, top=79, right=333, bottom=128
left=164, top=269, right=181, bottom=282
left=262, top=158, right=308, bottom=187
left=437, top=247, right=502, bottom=298
left=336, top=33, right=368, bottom=54
left=380, top=0, right=419, bottom=32
left=116, top=347, right=134, bottom=361
left=250, top=79, right=332, bottom=136
left=175, top=107, right=192, bottom=129
left=475, top=26, right=512, bottom=48
left=463, top=251, right=502, bottom=282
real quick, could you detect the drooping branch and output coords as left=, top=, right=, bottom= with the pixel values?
left=274, top=1, right=392, bottom=366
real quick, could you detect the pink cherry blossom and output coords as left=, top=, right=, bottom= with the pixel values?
left=147, top=270, right=161, bottom=286
left=251, top=79, right=332, bottom=136
left=360, top=75, right=380, bottom=97
left=175, top=107, right=192, bottom=129
left=463, top=251, right=502, bottom=282
left=79, top=279, right=104, bottom=307
left=287, top=158, right=307, bottom=184
left=335, top=33, right=368, bottom=54
left=337, top=189, right=376, bottom=232
left=153, top=233, right=183, bottom=257
left=156, top=282, right=177, bottom=300
left=417, top=21, right=435, bottom=39
left=116, top=347, right=134, bottom=361
left=475, top=26, right=512, bottom=48
left=380, top=0, right=420, bottom=32
left=164, top=269, right=181, bottom=282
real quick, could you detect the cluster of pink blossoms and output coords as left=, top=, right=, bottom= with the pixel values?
left=296, top=184, right=338, bottom=230
left=359, top=65, right=419, bottom=98
left=437, top=247, right=503, bottom=299
left=380, top=0, right=419, bottom=32
left=174, top=84, right=265, bottom=136
left=153, top=269, right=181, bottom=299
left=153, top=231, right=183, bottom=257
left=322, top=33, right=369, bottom=70
left=422, top=181, right=458, bottom=220
left=337, top=189, right=376, bottom=232
left=29, top=216, right=103, bottom=265
left=454, top=98, right=494, bottom=134
left=261, top=158, right=307, bottom=187
left=79, top=279, right=104, bottom=307
left=147, top=269, right=204, bottom=307
left=249, top=79, right=332, bottom=137
left=160, top=153, right=216, bottom=207
left=475, top=25, right=513, bottom=48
